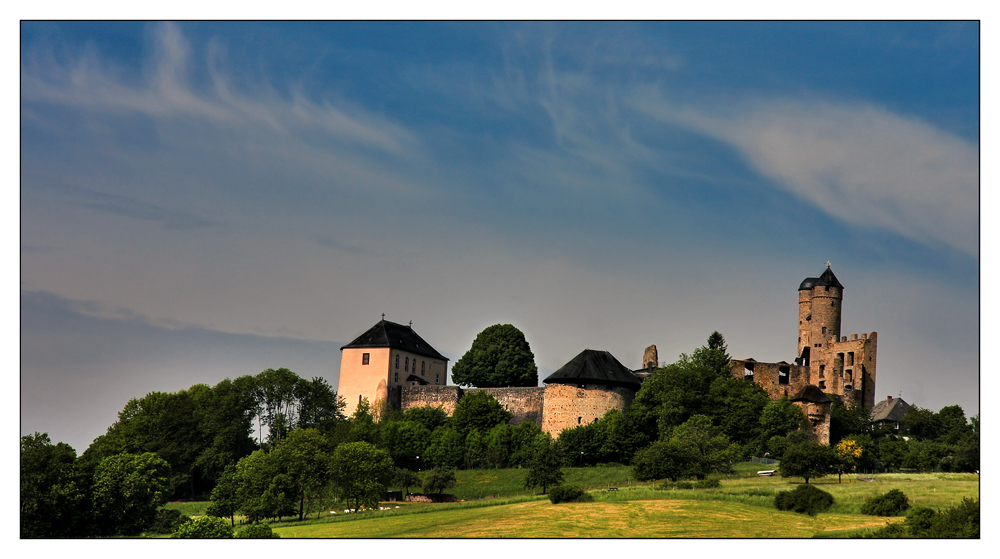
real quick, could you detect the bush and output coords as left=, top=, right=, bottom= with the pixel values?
left=675, top=482, right=693, bottom=489
left=694, top=479, right=720, bottom=489
left=234, top=523, right=280, bottom=538
left=861, top=489, right=910, bottom=516
left=859, top=498, right=979, bottom=539
left=774, top=484, right=834, bottom=516
left=171, top=516, right=234, bottom=538
left=548, top=484, right=594, bottom=504
left=147, top=508, right=191, bottom=535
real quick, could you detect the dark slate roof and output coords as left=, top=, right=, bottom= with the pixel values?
left=871, top=397, right=911, bottom=423
left=799, top=265, right=844, bottom=290
left=790, top=384, right=833, bottom=404
left=543, top=349, right=642, bottom=390
left=340, top=320, right=448, bottom=361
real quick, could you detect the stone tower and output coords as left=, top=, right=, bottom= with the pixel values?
left=797, top=264, right=844, bottom=366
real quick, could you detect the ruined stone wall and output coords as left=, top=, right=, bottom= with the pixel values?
left=729, top=359, right=810, bottom=401
left=467, top=387, right=545, bottom=426
left=541, top=383, right=635, bottom=436
left=809, top=332, right=877, bottom=409
left=794, top=400, right=831, bottom=445
left=399, top=385, right=463, bottom=416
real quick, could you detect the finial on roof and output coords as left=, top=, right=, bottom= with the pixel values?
left=409, top=320, right=413, bottom=328
left=381, top=313, right=385, bottom=321
left=825, top=260, right=832, bottom=268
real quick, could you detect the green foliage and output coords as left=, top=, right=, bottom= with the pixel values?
left=693, top=478, right=721, bottom=489
left=450, top=324, right=538, bottom=387
left=269, top=428, right=336, bottom=520
left=231, top=449, right=297, bottom=523
left=20, top=432, right=88, bottom=538
left=829, top=398, right=871, bottom=444
left=632, top=439, right=698, bottom=482
left=863, top=498, right=979, bottom=538
left=206, top=464, right=239, bottom=524
left=171, top=515, right=234, bottom=538
left=423, top=466, right=458, bottom=497
left=524, top=436, right=565, bottom=494
left=483, top=423, right=513, bottom=469
left=147, top=508, right=192, bottom=535
left=234, top=523, right=280, bottom=538
left=92, top=452, right=171, bottom=536
left=548, top=484, right=593, bottom=504
left=425, top=427, right=465, bottom=469
left=774, top=484, right=834, bottom=516
left=402, top=405, right=450, bottom=432
left=451, top=390, right=513, bottom=437
left=861, top=489, right=910, bottom=516
left=394, top=468, right=421, bottom=495
left=779, top=439, right=835, bottom=483
left=631, top=415, right=739, bottom=481
left=759, top=397, right=806, bottom=441
left=331, top=441, right=394, bottom=511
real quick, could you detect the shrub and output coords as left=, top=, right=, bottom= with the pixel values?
left=675, top=482, right=693, bottom=490
left=548, top=484, right=593, bottom=504
left=171, top=516, right=234, bottom=538
left=774, top=484, right=834, bottom=516
left=859, top=498, right=979, bottom=539
left=694, top=479, right=720, bottom=489
left=861, top=489, right=910, bottom=516
left=234, top=523, right=280, bottom=538
left=147, top=508, right=191, bottom=535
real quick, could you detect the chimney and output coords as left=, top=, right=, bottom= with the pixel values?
left=887, top=396, right=893, bottom=403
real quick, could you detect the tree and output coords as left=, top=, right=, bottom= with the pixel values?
left=668, top=415, right=741, bottom=477
left=331, top=441, right=394, bottom=512
left=524, top=436, right=565, bottom=494
left=379, top=420, right=431, bottom=470
left=631, top=438, right=699, bottom=482
left=231, top=449, right=296, bottom=523
left=20, top=433, right=88, bottom=538
left=779, top=440, right=835, bottom=483
left=834, top=439, right=864, bottom=482
left=206, top=464, right=240, bottom=526
left=403, top=405, right=450, bottom=432
left=394, top=468, right=421, bottom=496
left=91, top=452, right=170, bottom=536
left=450, top=324, right=538, bottom=387
left=760, top=397, right=806, bottom=441
left=451, top=390, right=512, bottom=437
left=829, top=398, right=871, bottom=445
left=270, top=428, right=335, bottom=520
left=425, top=427, right=465, bottom=469
left=422, top=467, right=457, bottom=499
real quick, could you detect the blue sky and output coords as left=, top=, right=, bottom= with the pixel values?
left=19, top=21, right=980, bottom=453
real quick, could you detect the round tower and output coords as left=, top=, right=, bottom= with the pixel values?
left=809, top=265, right=843, bottom=348
left=798, top=276, right=816, bottom=362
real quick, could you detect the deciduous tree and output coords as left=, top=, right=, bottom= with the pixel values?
left=331, top=441, right=394, bottom=512
left=451, top=324, right=538, bottom=387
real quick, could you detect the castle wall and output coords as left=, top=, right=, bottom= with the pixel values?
left=729, top=359, right=810, bottom=401
left=809, top=332, right=877, bottom=408
left=541, top=383, right=635, bottom=436
left=795, top=400, right=831, bottom=445
left=467, top=387, right=545, bottom=426
left=399, top=385, right=464, bottom=416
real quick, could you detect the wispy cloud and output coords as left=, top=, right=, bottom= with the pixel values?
left=633, top=96, right=979, bottom=258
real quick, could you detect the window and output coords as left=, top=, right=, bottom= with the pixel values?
left=362, top=353, right=370, bottom=365
left=421, top=361, right=425, bottom=374
left=819, top=380, right=826, bottom=389
left=778, top=366, right=789, bottom=385
left=577, top=417, right=582, bottom=425
left=847, top=352, right=855, bottom=366
left=395, top=354, right=399, bottom=369
left=819, top=364, right=826, bottom=378
left=436, top=373, right=440, bottom=383
left=822, top=327, right=827, bottom=335
left=743, top=361, right=755, bottom=380
left=394, top=372, right=398, bottom=383
left=405, top=357, right=409, bottom=371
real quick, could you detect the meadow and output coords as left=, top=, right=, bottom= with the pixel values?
left=165, top=464, right=978, bottom=538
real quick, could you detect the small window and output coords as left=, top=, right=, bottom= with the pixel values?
left=847, top=352, right=855, bottom=366
left=819, top=380, right=826, bottom=389
left=394, top=371, right=398, bottom=383
left=395, top=354, right=399, bottom=369
left=362, top=353, right=370, bottom=365
left=577, top=417, right=582, bottom=425
left=778, top=366, right=789, bottom=385
left=405, top=357, right=409, bottom=371
left=819, top=364, right=825, bottom=378
left=822, top=326, right=827, bottom=335
left=421, top=361, right=425, bottom=374
left=436, top=373, right=440, bottom=383
left=743, top=361, right=755, bottom=380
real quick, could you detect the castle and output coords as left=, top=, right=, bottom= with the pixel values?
left=337, top=264, right=877, bottom=444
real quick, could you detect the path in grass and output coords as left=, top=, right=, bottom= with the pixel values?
left=272, top=499, right=894, bottom=538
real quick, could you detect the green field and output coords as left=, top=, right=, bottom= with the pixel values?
left=165, top=466, right=979, bottom=538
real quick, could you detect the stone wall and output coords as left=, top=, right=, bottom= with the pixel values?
left=399, top=385, right=463, bottom=416
left=541, top=383, right=635, bottom=436
left=729, top=359, right=811, bottom=401
left=467, top=387, right=545, bottom=426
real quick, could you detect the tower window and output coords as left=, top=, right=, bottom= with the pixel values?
left=847, top=352, right=855, bottom=366
left=436, top=373, right=440, bottom=383
left=822, top=327, right=827, bottom=335
left=362, top=353, right=370, bottom=365
left=819, top=365, right=825, bottom=378
left=421, top=361, right=425, bottom=374
left=819, top=381, right=826, bottom=389
left=743, top=361, right=755, bottom=380
left=578, top=417, right=582, bottom=425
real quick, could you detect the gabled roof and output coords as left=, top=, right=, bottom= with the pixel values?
left=799, top=265, right=844, bottom=291
left=543, top=349, right=641, bottom=390
left=341, top=320, right=448, bottom=361
left=791, top=384, right=833, bottom=404
left=871, top=397, right=911, bottom=423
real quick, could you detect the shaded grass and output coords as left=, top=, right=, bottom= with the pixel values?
left=439, top=466, right=634, bottom=500
left=163, top=501, right=209, bottom=517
